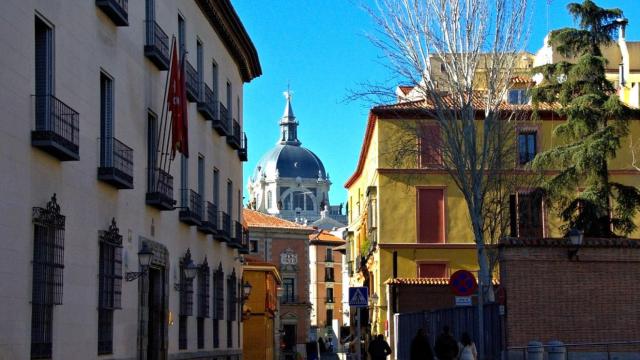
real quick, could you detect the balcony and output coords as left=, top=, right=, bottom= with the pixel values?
left=144, top=20, right=170, bottom=70
left=98, top=137, right=133, bottom=189
left=239, top=227, right=250, bottom=254
left=197, top=201, right=218, bottom=234
left=31, top=95, right=80, bottom=161
left=325, top=256, right=334, bottom=263
left=179, top=189, right=203, bottom=226
left=238, top=132, right=248, bottom=161
left=325, top=276, right=335, bottom=283
left=197, top=84, right=217, bottom=121
left=145, top=168, right=175, bottom=210
left=185, top=61, right=200, bottom=102
left=226, top=119, right=241, bottom=150
left=325, top=297, right=334, bottom=303
left=228, top=221, right=244, bottom=249
left=96, top=0, right=128, bottom=26
left=214, top=211, right=231, bottom=242
left=213, top=102, right=230, bottom=136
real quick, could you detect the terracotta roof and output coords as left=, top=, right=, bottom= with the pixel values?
left=386, top=277, right=500, bottom=286
left=243, top=209, right=312, bottom=230
left=398, top=85, right=414, bottom=95
left=309, top=230, right=345, bottom=244
left=244, top=255, right=278, bottom=268
left=511, top=76, right=535, bottom=85
left=500, top=237, right=640, bottom=248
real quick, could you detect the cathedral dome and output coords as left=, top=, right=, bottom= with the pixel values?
left=253, top=144, right=326, bottom=180
left=252, top=90, right=327, bottom=181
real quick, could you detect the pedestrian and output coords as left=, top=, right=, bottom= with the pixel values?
left=458, top=332, right=477, bottom=360
left=434, top=326, right=459, bottom=360
left=368, top=334, right=392, bottom=360
left=318, top=336, right=326, bottom=353
left=410, top=328, right=434, bottom=360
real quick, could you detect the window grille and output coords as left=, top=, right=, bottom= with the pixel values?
left=227, top=320, right=232, bottom=348
left=198, top=258, right=210, bottom=318
left=227, top=269, right=237, bottom=321
left=179, top=250, right=194, bottom=316
left=31, top=194, right=65, bottom=359
left=212, top=263, right=224, bottom=348
left=179, top=315, right=187, bottom=349
left=98, top=218, right=123, bottom=354
left=197, top=317, right=204, bottom=349
left=213, top=319, right=220, bottom=348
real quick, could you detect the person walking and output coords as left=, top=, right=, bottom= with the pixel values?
left=368, top=334, right=392, bottom=360
left=458, top=332, right=477, bottom=360
left=410, top=328, right=434, bottom=360
left=434, top=326, right=459, bottom=360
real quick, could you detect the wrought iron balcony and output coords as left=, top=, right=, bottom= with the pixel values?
left=179, top=189, right=203, bottom=226
left=144, top=20, right=170, bottom=70
left=213, top=102, right=230, bottom=136
left=31, top=95, right=80, bottom=161
left=228, top=221, right=244, bottom=249
left=146, top=168, right=175, bottom=210
left=238, top=132, right=248, bottom=162
left=185, top=61, right=200, bottom=102
left=325, top=275, right=335, bottom=283
left=226, top=119, right=241, bottom=150
left=98, top=137, right=133, bottom=189
left=214, top=211, right=231, bottom=242
left=239, top=227, right=250, bottom=254
left=197, top=201, right=218, bottom=234
left=96, top=0, right=128, bottom=26
left=197, top=84, right=217, bottom=121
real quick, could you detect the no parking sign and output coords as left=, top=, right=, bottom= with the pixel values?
left=449, top=270, right=478, bottom=296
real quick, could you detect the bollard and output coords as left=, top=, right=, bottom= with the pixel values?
left=547, top=340, right=566, bottom=360
left=527, top=341, right=544, bottom=360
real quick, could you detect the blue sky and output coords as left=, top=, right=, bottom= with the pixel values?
left=234, top=0, right=640, bottom=206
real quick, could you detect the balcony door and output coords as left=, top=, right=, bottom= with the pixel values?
left=35, top=16, right=53, bottom=129
left=417, top=188, right=445, bottom=243
left=100, top=73, right=114, bottom=167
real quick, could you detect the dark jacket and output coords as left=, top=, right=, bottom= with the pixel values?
left=368, top=338, right=392, bottom=360
left=410, top=334, right=434, bottom=360
left=434, top=333, right=459, bottom=360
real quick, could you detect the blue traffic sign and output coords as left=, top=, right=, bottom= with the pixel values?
left=349, top=286, right=369, bottom=308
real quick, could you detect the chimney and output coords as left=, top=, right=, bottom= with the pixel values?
left=617, top=18, right=628, bottom=41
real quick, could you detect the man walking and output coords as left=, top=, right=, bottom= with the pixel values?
left=368, top=334, right=392, bottom=360
left=434, top=326, right=458, bottom=360
left=410, top=328, right=434, bottom=360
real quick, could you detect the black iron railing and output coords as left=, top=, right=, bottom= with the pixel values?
left=227, top=119, right=241, bottom=149
left=99, top=137, right=133, bottom=188
left=198, top=84, right=217, bottom=120
left=146, top=168, right=174, bottom=210
left=325, top=275, right=335, bottom=282
left=198, top=202, right=218, bottom=234
left=95, top=0, right=128, bottom=26
left=219, top=103, right=230, bottom=133
left=144, top=20, right=169, bottom=69
left=32, top=94, right=79, bottom=160
left=185, top=60, right=199, bottom=102
left=180, top=189, right=203, bottom=224
left=219, top=211, right=230, bottom=239
left=229, top=221, right=243, bottom=248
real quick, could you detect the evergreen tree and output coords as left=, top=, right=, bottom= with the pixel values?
left=531, top=0, right=640, bottom=237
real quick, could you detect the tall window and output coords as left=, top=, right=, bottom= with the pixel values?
left=35, top=16, right=54, bottom=132
left=98, top=219, right=123, bottom=355
left=181, top=155, right=188, bottom=206
left=100, top=73, right=114, bottom=168
left=31, top=195, right=65, bottom=359
left=147, top=112, right=158, bottom=191
left=212, top=264, right=224, bottom=348
left=325, top=248, right=333, bottom=262
left=282, top=278, right=295, bottom=303
left=179, top=251, right=195, bottom=350
left=198, top=155, right=205, bottom=197
left=227, top=270, right=237, bottom=348
left=213, top=168, right=219, bottom=206
left=226, top=82, right=232, bottom=119
left=326, top=287, right=334, bottom=302
left=212, top=61, right=219, bottom=103
left=227, top=180, right=233, bottom=215
left=177, top=15, right=186, bottom=56
left=197, top=259, right=210, bottom=349
left=510, top=191, right=544, bottom=238
left=196, top=40, right=203, bottom=96
left=518, top=131, right=537, bottom=165
left=508, top=89, right=529, bottom=105
left=250, top=240, right=258, bottom=253
left=325, top=267, right=334, bottom=282
left=419, top=124, right=442, bottom=167
left=326, top=309, right=334, bottom=326
left=417, top=188, right=445, bottom=243
left=145, top=0, right=154, bottom=21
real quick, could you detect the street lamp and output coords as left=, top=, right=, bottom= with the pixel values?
left=174, top=250, right=198, bottom=292
left=369, top=292, right=379, bottom=306
left=125, top=242, right=154, bottom=281
left=567, top=228, right=584, bottom=260
left=242, top=281, right=253, bottom=300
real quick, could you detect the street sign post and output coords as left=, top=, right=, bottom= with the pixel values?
left=349, top=286, right=369, bottom=360
left=455, top=296, right=472, bottom=306
left=449, top=270, right=478, bottom=297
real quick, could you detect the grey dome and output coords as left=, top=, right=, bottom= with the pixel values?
left=253, top=144, right=326, bottom=180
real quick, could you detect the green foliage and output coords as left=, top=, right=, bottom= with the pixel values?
left=530, top=0, right=639, bottom=237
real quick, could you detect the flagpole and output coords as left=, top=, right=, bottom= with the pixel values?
left=157, top=36, right=176, bottom=190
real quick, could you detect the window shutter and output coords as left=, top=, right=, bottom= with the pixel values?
left=419, top=124, right=442, bottom=167
left=417, top=189, right=445, bottom=243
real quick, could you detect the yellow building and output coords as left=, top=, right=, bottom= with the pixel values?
left=242, top=257, right=281, bottom=360
left=344, top=28, right=640, bottom=344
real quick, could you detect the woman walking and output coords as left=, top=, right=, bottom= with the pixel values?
left=458, top=333, right=477, bottom=360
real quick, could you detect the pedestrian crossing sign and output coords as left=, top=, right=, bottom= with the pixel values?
left=349, top=287, right=369, bottom=308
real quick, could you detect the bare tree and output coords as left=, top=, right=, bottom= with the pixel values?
left=363, top=0, right=531, bottom=356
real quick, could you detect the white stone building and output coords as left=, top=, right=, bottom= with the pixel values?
left=247, top=92, right=346, bottom=226
left=0, top=0, right=260, bottom=359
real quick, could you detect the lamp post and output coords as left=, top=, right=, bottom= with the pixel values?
left=125, top=243, right=153, bottom=281
left=567, top=228, right=584, bottom=260
left=242, top=281, right=253, bottom=300
left=174, top=256, right=198, bottom=291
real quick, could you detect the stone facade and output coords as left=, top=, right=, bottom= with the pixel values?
left=0, top=0, right=260, bottom=359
